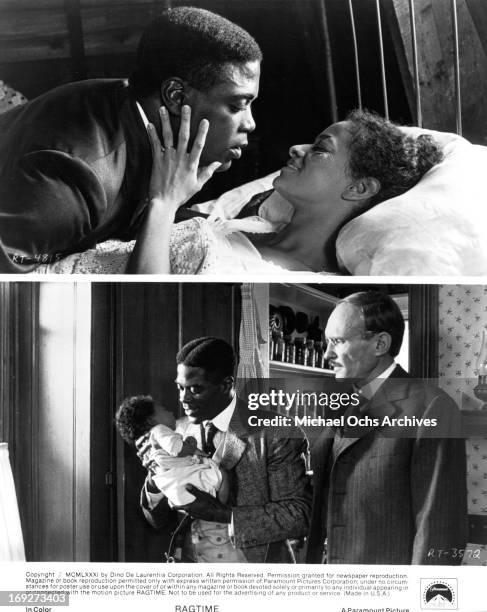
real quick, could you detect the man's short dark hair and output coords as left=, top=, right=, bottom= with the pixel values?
left=346, top=109, right=444, bottom=206
left=177, top=336, right=236, bottom=383
left=115, top=394, right=155, bottom=445
left=130, top=6, right=262, bottom=96
left=341, top=291, right=405, bottom=357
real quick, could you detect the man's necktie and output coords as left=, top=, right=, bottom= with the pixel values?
left=203, top=422, right=218, bottom=456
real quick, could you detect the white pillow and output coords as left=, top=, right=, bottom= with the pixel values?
left=194, top=130, right=487, bottom=275
left=336, top=132, right=487, bottom=275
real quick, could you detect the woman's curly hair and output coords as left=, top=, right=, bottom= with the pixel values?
left=115, top=395, right=155, bottom=445
left=346, top=109, right=444, bottom=206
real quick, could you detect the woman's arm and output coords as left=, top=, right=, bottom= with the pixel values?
left=126, top=105, right=221, bottom=273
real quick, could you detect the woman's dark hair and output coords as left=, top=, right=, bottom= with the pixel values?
left=115, top=395, right=155, bottom=445
left=346, top=109, right=444, bottom=206
left=130, top=7, right=262, bottom=97
left=342, top=290, right=405, bottom=357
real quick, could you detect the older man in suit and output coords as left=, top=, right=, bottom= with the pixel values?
left=306, top=290, right=467, bottom=565
left=141, top=337, right=311, bottom=563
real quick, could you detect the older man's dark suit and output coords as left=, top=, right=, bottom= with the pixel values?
left=141, top=402, right=312, bottom=563
left=306, top=366, right=467, bottom=565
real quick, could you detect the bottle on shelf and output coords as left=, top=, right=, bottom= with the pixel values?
left=284, top=335, right=295, bottom=364
left=314, top=340, right=325, bottom=369
left=294, top=336, right=308, bottom=366
left=306, top=339, right=315, bottom=367
left=272, top=331, right=285, bottom=361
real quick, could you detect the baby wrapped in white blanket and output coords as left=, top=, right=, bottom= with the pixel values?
left=115, top=395, right=222, bottom=507
left=136, top=423, right=222, bottom=507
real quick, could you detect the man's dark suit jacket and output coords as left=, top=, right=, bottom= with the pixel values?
left=306, top=366, right=468, bottom=565
left=0, top=79, right=154, bottom=271
left=141, top=402, right=312, bottom=563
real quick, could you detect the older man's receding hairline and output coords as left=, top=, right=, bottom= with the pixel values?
left=332, top=302, right=366, bottom=337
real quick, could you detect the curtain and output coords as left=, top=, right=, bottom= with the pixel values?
left=0, top=443, right=25, bottom=561
left=236, top=284, right=267, bottom=395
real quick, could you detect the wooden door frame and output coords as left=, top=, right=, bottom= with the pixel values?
left=90, top=283, right=119, bottom=562
left=408, top=285, right=439, bottom=379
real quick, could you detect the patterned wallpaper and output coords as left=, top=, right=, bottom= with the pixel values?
left=438, top=285, right=487, bottom=410
left=438, top=285, right=487, bottom=565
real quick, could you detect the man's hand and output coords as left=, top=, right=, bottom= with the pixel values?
left=177, top=485, right=232, bottom=523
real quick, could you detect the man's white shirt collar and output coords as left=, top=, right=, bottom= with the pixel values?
left=206, top=394, right=236, bottom=432
left=136, top=101, right=150, bottom=130
left=358, top=361, right=397, bottom=400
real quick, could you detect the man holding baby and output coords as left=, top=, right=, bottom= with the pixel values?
left=139, top=337, right=311, bottom=563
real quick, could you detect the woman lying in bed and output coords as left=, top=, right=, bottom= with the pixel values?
left=38, top=107, right=443, bottom=274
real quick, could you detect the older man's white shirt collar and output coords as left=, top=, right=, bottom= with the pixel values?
left=358, top=361, right=397, bottom=400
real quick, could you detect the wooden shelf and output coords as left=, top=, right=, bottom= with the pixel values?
left=269, top=285, right=336, bottom=380
left=269, top=360, right=334, bottom=378
left=270, top=283, right=339, bottom=316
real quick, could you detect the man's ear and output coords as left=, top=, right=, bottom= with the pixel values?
left=342, top=177, right=381, bottom=203
left=160, top=78, right=186, bottom=115
left=220, top=376, right=234, bottom=394
left=373, top=331, right=392, bottom=356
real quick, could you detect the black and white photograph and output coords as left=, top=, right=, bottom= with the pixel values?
left=2, top=0, right=487, bottom=610
left=0, top=282, right=485, bottom=568
left=1, top=0, right=487, bottom=274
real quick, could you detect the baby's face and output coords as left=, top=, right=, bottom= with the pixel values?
left=153, top=404, right=176, bottom=430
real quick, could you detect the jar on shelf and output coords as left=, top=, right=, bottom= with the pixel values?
left=314, top=340, right=325, bottom=369
left=306, top=339, right=315, bottom=367
left=272, top=331, right=285, bottom=361
left=294, top=337, right=308, bottom=366
left=284, top=335, right=295, bottom=364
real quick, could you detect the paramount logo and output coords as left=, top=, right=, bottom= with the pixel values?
left=420, top=579, right=457, bottom=609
